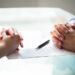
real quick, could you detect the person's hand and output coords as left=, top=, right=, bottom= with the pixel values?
left=50, top=23, right=69, bottom=49
left=50, top=23, right=75, bottom=52
left=0, top=28, right=23, bottom=57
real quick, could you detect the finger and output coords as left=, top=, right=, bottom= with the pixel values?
left=0, top=34, right=3, bottom=40
left=20, top=42, right=23, bottom=48
left=11, top=27, right=19, bottom=37
left=15, top=29, right=23, bottom=41
left=11, top=27, right=23, bottom=41
left=52, top=36, right=62, bottom=49
left=16, top=48, right=19, bottom=51
left=6, top=29, right=14, bottom=37
left=11, top=27, right=17, bottom=35
left=56, top=43, right=63, bottom=49
left=65, top=23, right=70, bottom=29
left=52, top=36, right=62, bottom=46
left=1, top=28, right=6, bottom=34
left=54, top=24, right=68, bottom=36
left=1, top=28, right=7, bottom=39
left=11, top=28, right=23, bottom=48
left=71, top=25, right=75, bottom=30
left=54, top=25, right=64, bottom=35
left=58, top=24, right=69, bottom=33
left=50, top=30, right=64, bottom=41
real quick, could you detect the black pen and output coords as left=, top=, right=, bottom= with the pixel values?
left=36, top=40, right=50, bottom=50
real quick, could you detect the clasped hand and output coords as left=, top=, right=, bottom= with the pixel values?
left=50, top=23, right=75, bottom=52
left=0, top=28, right=23, bottom=58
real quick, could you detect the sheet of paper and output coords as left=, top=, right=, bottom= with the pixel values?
left=8, top=39, right=75, bottom=59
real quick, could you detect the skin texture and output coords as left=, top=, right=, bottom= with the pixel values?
left=63, top=31, right=75, bottom=51
left=50, top=23, right=75, bottom=52
left=0, top=28, right=23, bottom=58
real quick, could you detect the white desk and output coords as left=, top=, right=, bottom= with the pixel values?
left=0, top=8, right=74, bottom=59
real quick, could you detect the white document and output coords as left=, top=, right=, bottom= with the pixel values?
left=8, top=39, right=75, bottom=59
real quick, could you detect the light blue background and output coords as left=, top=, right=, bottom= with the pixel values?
left=47, top=55, right=75, bottom=75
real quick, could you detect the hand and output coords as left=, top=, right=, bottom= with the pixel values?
left=0, top=28, right=23, bottom=57
left=50, top=23, right=75, bottom=52
left=50, top=23, right=69, bottom=49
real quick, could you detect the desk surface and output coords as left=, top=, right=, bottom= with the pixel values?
left=0, top=55, right=75, bottom=75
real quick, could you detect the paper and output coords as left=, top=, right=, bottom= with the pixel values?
left=8, top=39, right=75, bottom=59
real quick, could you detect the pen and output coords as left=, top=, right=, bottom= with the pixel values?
left=36, top=40, right=50, bottom=50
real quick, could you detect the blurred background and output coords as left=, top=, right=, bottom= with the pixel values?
left=0, top=0, right=74, bottom=14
